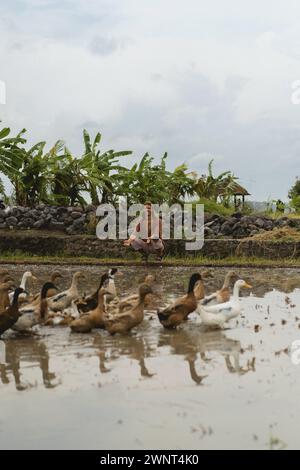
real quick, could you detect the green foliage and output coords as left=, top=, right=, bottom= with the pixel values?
left=194, top=159, right=239, bottom=205
left=0, top=125, right=248, bottom=210
left=288, top=178, right=300, bottom=212
left=116, top=153, right=196, bottom=205
left=195, top=198, right=234, bottom=216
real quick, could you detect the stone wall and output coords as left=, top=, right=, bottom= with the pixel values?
left=1, top=205, right=300, bottom=238
left=0, top=205, right=95, bottom=234
left=0, top=231, right=299, bottom=260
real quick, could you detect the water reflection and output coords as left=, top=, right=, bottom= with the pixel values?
left=158, top=327, right=255, bottom=383
left=93, top=333, right=155, bottom=378
left=0, top=338, right=58, bottom=390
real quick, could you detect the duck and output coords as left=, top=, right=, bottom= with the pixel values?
left=13, top=282, right=58, bottom=333
left=47, top=271, right=85, bottom=312
left=109, top=274, right=156, bottom=313
left=0, top=270, right=11, bottom=283
left=70, top=287, right=108, bottom=333
left=50, top=271, right=63, bottom=284
left=104, top=268, right=120, bottom=304
left=26, top=270, right=63, bottom=306
left=0, top=280, right=16, bottom=312
left=9, top=271, right=37, bottom=303
left=201, top=270, right=238, bottom=306
left=45, top=298, right=86, bottom=326
left=198, top=279, right=252, bottom=329
left=104, top=283, right=153, bottom=335
left=77, top=270, right=115, bottom=313
left=193, top=270, right=213, bottom=301
left=0, top=288, right=26, bottom=336
left=157, top=273, right=203, bottom=329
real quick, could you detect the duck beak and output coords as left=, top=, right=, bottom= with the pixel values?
left=116, top=271, right=124, bottom=277
left=243, top=282, right=253, bottom=289
left=32, top=276, right=38, bottom=281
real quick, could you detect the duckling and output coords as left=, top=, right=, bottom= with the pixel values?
left=13, top=282, right=58, bottom=333
left=110, top=274, right=156, bottom=313
left=0, top=280, right=16, bottom=312
left=198, top=279, right=252, bottom=329
left=201, top=270, right=238, bottom=306
left=70, top=288, right=108, bottom=333
left=157, top=273, right=202, bottom=329
left=104, top=284, right=153, bottom=335
left=9, top=271, right=37, bottom=303
left=47, top=271, right=85, bottom=312
left=0, top=288, right=26, bottom=336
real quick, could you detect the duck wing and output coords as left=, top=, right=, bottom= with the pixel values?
left=201, top=293, right=219, bottom=306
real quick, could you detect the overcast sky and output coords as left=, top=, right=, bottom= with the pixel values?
left=1, top=0, right=300, bottom=200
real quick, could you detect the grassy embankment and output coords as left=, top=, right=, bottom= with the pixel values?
left=0, top=226, right=300, bottom=267
left=0, top=250, right=300, bottom=267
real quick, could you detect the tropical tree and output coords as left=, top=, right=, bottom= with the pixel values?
left=0, top=126, right=27, bottom=201
left=82, top=130, right=132, bottom=205
left=194, top=159, right=239, bottom=204
left=117, top=153, right=196, bottom=205
left=46, top=141, right=88, bottom=206
left=288, top=177, right=300, bottom=211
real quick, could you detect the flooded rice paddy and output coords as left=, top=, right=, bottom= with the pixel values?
left=1, top=264, right=300, bottom=450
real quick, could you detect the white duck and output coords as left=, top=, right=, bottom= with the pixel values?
left=47, top=271, right=85, bottom=312
left=9, top=271, right=37, bottom=303
left=198, top=280, right=252, bottom=328
left=200, top=271, right=238, bottom=307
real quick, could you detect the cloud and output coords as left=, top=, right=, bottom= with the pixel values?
left=1, top=0, right=300, bottom=200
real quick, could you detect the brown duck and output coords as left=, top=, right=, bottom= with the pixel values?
left=70, top=287, right=108, bottom=333
left=104, top=284, right=153, bottom=335
left=76, top=272, right=111, bottom=313
left=0, top=288, right=26, bottom=336
left=13, top=282, right=58, bottom=332
left=157, top=273, right=202, bottom=329
left=0, top=279, right=15, bottom=312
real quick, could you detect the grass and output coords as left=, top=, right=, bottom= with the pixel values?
left=246, top=226, right=300, bottom=243
left=1, top=250, right=300, bottom=268
left=196, top=198, right=234, bottom=216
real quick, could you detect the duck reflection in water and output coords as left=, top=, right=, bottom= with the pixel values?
left=158, top=327, right=255, bottom=385
left=0, top=338, right=58, bottom=390
left=93, top=334, right=155, bottom=378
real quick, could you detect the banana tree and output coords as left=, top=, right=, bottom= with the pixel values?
left=194, top=159, right=239, bottom=203
left=47, top=143, right=88, bottom=206
left=0, top=126, right=27, bottom=202
left=82, top=130, right=132, bottom=205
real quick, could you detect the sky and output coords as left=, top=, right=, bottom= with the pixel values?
left=1, top=0, right=300, bottom=200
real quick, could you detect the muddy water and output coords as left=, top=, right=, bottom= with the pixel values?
left=1, top=264, right=300, bottom=450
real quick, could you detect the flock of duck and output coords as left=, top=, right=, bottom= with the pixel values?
left=0, top=268, right=253, bottom=338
